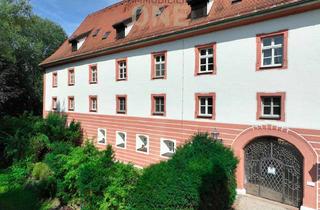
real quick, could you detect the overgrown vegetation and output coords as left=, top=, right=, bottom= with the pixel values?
left=0, top=114, right=238, bottom=210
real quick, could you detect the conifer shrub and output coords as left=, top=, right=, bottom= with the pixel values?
left=129, top=133, right=238, bottom=210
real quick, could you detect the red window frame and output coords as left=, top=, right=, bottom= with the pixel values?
left=116, top=58, right=128, bottom=81
left=256, top=92, right=286, bottom=121
left=256, top=29, right=288, bottom=71
left=89, top=95, right=98, bottom=112
left=68, top=96, right=75, bottom=111
left=194, top=42, right=217, bottom=76
left=52, top=97, right=57, bottom=111
left=194, top=93, right=216, bottom=119
left=68, top=68, right=75, bottom=86
left=151, top=51, right=167, bottom=80
left=116, top=95, right=127, bottom=114
left=151, top=94, right=166, bottom=116
left=52, top=72, right=58, bottom=87
left=89, top=64, right=98, bottom=84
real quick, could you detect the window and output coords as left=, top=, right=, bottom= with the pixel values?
left=116, top=131, right=127, bottom=149
left=160, top=139, right=176, bottom=158
left=97, top=128, right=107, bottom=145
left=89, top=96, right=98, bottom=112
left=190, top=2, right=207, bottom=19
left=195, top=43, right=216, bottom=75
left=116, top=59, right=127, bottom=81
left=68, top=96, right=74, bottom=111
left=89, top=65, right=98, bottom=84
left=195, top=93, right=216, bottom=119
left=71, top=40, right=78, bottom=52
left=52, top=97, right=57, bottom=111
left=116, top=95, right=127, bottom=114
left=151, top=51, right=167, bottom=79
left=52, top=72, right=58, bottom=87
left=102, top=31, right=110, bottom=40
left=136, top=134, right=149, bottom=154
left=257, top=92, right=285, bottom=121
left=92, top=28, right=100, bottom=37
left=151, top=94, right=166, bottom=116
left=68, top=69, right=75, bottom=85
left=256, top=30, right=288, bottom=70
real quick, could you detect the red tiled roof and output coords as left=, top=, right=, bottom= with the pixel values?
left=40, top=0, right=316, bottom=67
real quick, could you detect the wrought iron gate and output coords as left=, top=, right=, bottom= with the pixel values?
left=244, top=137, right=303, bottom=207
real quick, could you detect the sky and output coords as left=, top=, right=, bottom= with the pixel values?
left=30, top=0, right=119, bottom=36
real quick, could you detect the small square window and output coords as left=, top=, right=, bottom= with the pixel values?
left=195, top=93, right=215, bottom=119
left=152, top=94, right=166, bottom=116
left=261, top=96, right=281, bottom=119
left=257, top=93, right=285, bottom=121
left=116, top=131, right=126, bottom=149
left=136, top=134, right=149, bottom=154
left=97, top=128, right=107, bottom=145
left=160, top=139, right=176, bottom=158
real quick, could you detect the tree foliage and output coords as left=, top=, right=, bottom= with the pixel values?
left=0, top=0, right=67, bottom=116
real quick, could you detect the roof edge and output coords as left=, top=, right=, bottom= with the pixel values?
left=40, top=0, right=320, bottom=68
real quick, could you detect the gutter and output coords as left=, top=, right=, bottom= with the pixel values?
left=40, top=0, right=320, bottom=68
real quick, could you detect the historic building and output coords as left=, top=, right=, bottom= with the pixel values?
left=40, top=0, right=320, bottom=209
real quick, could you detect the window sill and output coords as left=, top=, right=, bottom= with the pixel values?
left=89, top=81, right=97, bottom=84
left=116, top=78, right=127, bottom=81
left=196, top=71, right=214, bottom=76
left=117, top=111, right=126, bottom=114
left=68, top=109, right=74, bottom=112
left=152, top=76, right=165, bottom=80
left=68, top=84, right=75, bottom=86
left=259, top=116, right=281, bottom=120
left=258, top=65, right=284, bottom=70
left=52, top=86, right=57, bottom=88
left=197, top=115, right=213, bottom=119
left=152, top=112, right=165, bottom=116
left=90, top=110, right=97, bottom=112
left=116, top=143, right=126, bottom=149
left=97, top=142, right=107, bottom=146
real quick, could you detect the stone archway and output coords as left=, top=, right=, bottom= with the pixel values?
left=232, top=125, right=318, bottom=209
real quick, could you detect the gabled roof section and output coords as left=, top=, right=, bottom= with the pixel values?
left=40, top=0, right=320, bottom=67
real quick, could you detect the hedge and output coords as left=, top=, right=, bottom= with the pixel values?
left=129, top=133, right=238, bottom=210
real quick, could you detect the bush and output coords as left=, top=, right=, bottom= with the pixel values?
left=32, top=162, right=52, bottom=180
left=99, top=163, right=140, bottom=210
left=34, top=113, right=82, bottom=145
left=129, top=133, right=238, bottom=210
left=29, top=134, right=50, bottom=161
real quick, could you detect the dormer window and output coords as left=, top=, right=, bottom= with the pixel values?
left=187, top=0, right=213, bottom=19
left=71, top=40, right=78, bottom=52
left=68, top=31, right=90, bottom=52
left=113, top=18, right=132, bottom=40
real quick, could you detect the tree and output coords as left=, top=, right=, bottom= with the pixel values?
left=0, top=0, right=67, bottom=116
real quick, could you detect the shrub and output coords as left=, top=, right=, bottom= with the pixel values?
left=32, top=162, right=52, bottom=180
left=76, top=145, right=115, bottom=209
left=34, top=113, right=82, bottom=145
left=28, top=134, right=50, bottom=161
left=129, top=133, right=238, bottom=210
left=99, top=163, right=141, bottom=210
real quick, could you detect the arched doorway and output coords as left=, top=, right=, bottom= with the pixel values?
left=244, top=136, right=303, bottom=207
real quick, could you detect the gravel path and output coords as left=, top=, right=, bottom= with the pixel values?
left=233, top=194, right=298, bottom=210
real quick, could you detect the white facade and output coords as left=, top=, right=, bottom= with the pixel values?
left=44, top=9, right=320, bottom=130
